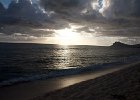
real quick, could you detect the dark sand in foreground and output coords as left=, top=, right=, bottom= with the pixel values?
left=33, top=62, right=140, bottom=100
left=0, top=62, right=139, bottom=100
left=0, top=66, right=124, bottom=100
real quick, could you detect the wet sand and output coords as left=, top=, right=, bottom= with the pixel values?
left=0, top=62, right=139, bottom=100
left=32, top=62, right=140, bottom=100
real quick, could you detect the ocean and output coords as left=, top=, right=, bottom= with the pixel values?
left=0, top=43, right=140, bottom=86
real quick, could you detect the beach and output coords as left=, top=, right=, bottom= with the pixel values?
left=32, top=61, right=140, bottom=100
left=0, top=0, right=140, bottom=100
left=0, top=61, right=139, bottom=100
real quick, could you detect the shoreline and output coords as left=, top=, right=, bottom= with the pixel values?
left=0, top=59, right=139, bottom=87
left=0, top=61, right=140, bottom=100
left=33, top=61, right=140, bottom=100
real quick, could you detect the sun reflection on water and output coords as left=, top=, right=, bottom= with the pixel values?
left=52, top=46, right=74, bottom=69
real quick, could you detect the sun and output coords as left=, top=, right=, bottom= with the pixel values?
left=54, top=28, right=81, bottom=45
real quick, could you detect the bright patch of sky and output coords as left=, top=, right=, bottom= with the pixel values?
left=0, top=0, right=11, bottom=8
left=0, top=0, right=38, bottom=8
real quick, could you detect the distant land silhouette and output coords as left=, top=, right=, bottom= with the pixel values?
left=111, top=42, right=140, bottom=48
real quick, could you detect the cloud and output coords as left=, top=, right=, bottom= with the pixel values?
left=0, top=0, right=11, bottom=8
left=40, top=0, right=93, bottom=18
left=40, top=0, right=89, bottom=10
left=1, top=0, right=139, bottom=25
left=98, top=0, right=140, bottom=18
left=39, top=0, right=140, bottom=23
left=0, top=0, right=49, bottom=25
left=0, top=2, right=6, bottom=14
left=1, top=0, right=140, bottom=23
left=40, top=0, right=140, bottom=17
left=0, top=0, right=140, bottom=45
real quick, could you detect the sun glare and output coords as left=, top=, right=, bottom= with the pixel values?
left=54, top=28, right=81, bottom=45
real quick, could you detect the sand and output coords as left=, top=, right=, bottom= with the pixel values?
left=32, top=62, right=140, bottom=100
left=0, top=62, right=139, bottom=100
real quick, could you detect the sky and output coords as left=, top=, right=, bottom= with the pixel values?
left=0, top=0, right=140, bottom=46
left=0, top=0, right=11, bottom=8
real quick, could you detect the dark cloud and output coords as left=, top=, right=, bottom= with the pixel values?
left=0, top=0, right=140, bottom=44
left=1, top=0, right=140, bottom=24
left=0, top=2, right=5, bottom=14
left=39, top=0, right=140, bottom=24
left=100, top=0, right=140, bottom=18
left=40, top=0, right=93, bottom=19
left=1, top=0, right=140, bottom=26
left=40, top=0, right=90, bottom=10
left=0, top=0, right=48, bottom=25
left=132, top=0, right=140, bottom=16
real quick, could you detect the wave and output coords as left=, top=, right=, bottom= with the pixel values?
left=0, top=55, right=140, bottom=87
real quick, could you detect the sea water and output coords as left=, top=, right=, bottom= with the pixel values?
left=0, top=43, right=140, bottom=86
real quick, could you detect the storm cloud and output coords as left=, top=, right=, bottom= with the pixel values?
left=0, top=0, right=140, bottom=45
left=40, top=0, right=90, bottom=11
left=39, top=0, right=140, bottom=19
left=99, top=0, right=140, bottom=18
left=1, top=0, right=140, bottom=25
left=0, top=0, right=48, bottom=24
left=40, top=0, right=99, bottom=19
